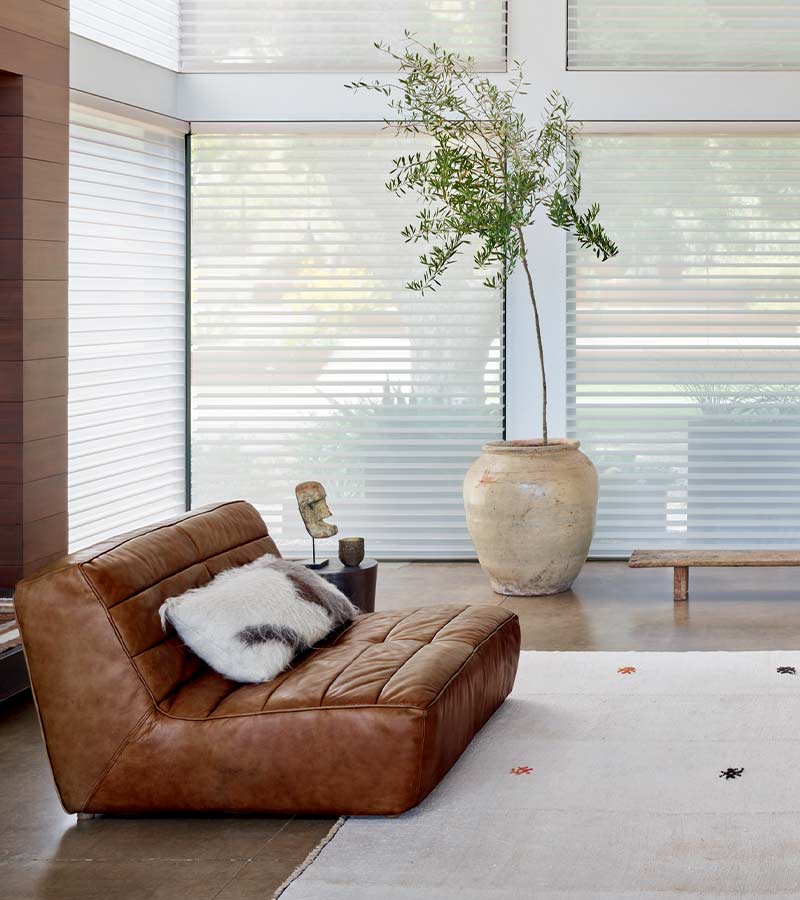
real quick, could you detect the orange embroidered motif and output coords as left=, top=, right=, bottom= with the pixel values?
left=617, top=666, right=636, bottom=675
left=510, top=766, right=533, bottom=775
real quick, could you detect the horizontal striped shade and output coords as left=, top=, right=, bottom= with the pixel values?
left=568, top=1, right=800, bottom=70
left=567, top=133, right=800, bottom=557
left=68, top=103, right=187, bottom=551
left=190, top=130, right=503, bottom=558
left=70, top=0, right=180, bottom=69
left=180, top=0, right=507, bottom=71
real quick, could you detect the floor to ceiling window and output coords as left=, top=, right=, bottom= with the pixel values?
left=66, top=1, right=800, bottom=560
left=189, top=130, right=504, bottom=558
left=68, top=101, right=187, bottom=550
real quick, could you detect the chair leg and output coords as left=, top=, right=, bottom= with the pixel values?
left=673, top=566, right=689, bottom=602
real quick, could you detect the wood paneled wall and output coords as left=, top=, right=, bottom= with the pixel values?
left=0, top=1, right=69, bottom=588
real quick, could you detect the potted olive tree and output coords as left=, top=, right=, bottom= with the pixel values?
left=349, top=38, right=618, bottom=595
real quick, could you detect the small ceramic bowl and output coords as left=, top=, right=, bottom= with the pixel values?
left=338, top=537, right=365, bottom=567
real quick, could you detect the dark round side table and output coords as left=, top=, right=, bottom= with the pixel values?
left=311, top=558, right=378, bottom=614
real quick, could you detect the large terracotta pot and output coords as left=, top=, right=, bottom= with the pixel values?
left=463, top=439, right=598, bottom=596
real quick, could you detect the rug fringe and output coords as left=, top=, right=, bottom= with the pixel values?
left=271, top=816, right=348, bottom=899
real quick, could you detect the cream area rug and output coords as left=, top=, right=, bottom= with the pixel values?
left=277, top=651, right=800, bottom=899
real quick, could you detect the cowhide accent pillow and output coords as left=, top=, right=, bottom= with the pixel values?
left=158, top=555, right=359, bottom=683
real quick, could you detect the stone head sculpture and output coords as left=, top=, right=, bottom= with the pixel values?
left=295, top=481, right=338, bottom=540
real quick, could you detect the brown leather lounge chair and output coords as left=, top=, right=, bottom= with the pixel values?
left=14, top=502, right=520, bottom=816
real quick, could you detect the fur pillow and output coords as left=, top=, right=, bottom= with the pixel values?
left=159, top=555, right=359, bottom=683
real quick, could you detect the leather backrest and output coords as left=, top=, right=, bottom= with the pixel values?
left=75, top=501, right=280, bottom=702
left=14, top=501, right=279, bottom=811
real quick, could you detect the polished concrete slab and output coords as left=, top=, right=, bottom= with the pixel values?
left=4, top=560, right=800, bottom=897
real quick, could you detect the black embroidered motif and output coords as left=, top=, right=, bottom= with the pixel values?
left=777, top=666, right=796, bottom=675
left=719, top=768, right=744, bottom=780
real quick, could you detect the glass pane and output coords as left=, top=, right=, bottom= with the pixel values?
left=190, top=131, right=504, bottom=558
left=568, top=133, right=800, bottom=555
left=568, top=1, right=800, bottom=70
left=181, top=0, right=507, bottom=72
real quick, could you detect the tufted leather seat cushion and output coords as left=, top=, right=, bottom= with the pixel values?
left=15, top=502, right=520, bottom=816
left=161, top=606, right=513, bottom=719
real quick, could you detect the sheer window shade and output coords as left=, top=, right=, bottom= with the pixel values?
left=567, top=133, right=800, bottom=557
left=70, top=0, right=180, bottom=70
left=568, top=1, right=800, bottom=70
left=180, top=1, right=507, bottom=72
left=190, top=130, right=503, bottom=558
left=68, top=103, right=186, bottom=551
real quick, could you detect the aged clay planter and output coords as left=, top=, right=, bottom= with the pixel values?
left=463, top=440, right=598, bottom=596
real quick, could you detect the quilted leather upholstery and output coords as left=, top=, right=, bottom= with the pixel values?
left=15, top=502, right=520, bottom=816
left=161, top=606, right=511, bottom=718
left=81, top=501, right=280, bottom=703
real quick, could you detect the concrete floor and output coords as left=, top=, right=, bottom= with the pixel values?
left=4, top=560, right=800, bottom=898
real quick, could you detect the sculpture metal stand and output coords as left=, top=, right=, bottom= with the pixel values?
left=309, top=536, right=325, bottom=570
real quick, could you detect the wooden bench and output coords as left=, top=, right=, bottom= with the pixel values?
left=628, top=550, right=800, bottom=601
